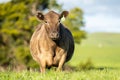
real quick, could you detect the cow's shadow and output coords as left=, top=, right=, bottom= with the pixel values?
left=63, top=65, right=120, bottom=72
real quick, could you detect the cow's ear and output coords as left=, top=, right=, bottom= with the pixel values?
left=36, top=11, right=44, bottom=20
left=60, top=11, right=69, bottom=19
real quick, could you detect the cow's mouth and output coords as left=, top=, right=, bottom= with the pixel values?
left=51, top=37, right=59, bottom=40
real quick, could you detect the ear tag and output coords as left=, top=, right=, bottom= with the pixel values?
left=61, top=16, right=65, bottom=22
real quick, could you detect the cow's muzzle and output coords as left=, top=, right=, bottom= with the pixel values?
left=50, top=31, right=60, bottom=40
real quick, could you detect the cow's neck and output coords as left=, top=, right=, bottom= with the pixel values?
left=40, top=24, right=49, bottom=39
left=40, top=24, right=55, bottom=43
left=38, top=24, right=56, bottom=52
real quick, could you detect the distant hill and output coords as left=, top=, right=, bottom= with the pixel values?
left=81, top=32, right=120, bottom=47
left=71, top=32, right=120, bottom=67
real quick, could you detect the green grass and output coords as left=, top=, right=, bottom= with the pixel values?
left=69, top=33, right=120, bottom=67
left=1, top=32, right=120, bottom=80
left=0, top=69, right=120, bottom=80
left=70, top=45, right=120, bottom=67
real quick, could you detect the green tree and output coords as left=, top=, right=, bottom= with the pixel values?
left=0, top=0, right=59, bottom=68
left=0, top=0, right=85, bottom=69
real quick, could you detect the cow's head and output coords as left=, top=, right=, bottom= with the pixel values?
left=36, top=11, right=69, bottom=40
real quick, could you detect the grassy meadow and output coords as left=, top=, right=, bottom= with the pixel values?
left=0, top=32, right=120, bottom=80
left=70, top=33, right=120, bottom=67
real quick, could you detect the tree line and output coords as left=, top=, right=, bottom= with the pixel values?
left=0, top=0, right=85, bottom=70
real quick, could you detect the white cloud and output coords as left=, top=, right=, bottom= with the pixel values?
left=82, top=0, right=95, bottom=5
left=84, top=14, right=120, bottom=32
left=57, top=0, right=120, bottom=33
left=0, top=0, right=10, bottom=3
left=57, top=0, right=83, bottom=9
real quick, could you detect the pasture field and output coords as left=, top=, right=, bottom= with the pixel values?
left=0, top=69, right=120, bottom=80
left=69, top=33, right=120, bottom=67
left=0, top=32, right=120, bottom=80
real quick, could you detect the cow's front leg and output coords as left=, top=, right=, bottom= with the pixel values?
left=39, top=59, right=46, bottom=73
left=57, top=53, right=67, bottom=71
left=38, top=53, right=46, bottom=73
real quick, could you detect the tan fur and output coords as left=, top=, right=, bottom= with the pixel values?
left=30, top=11, right=74, bottom=73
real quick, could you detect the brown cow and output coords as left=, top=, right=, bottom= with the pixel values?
left=30, top=11, right=74, bottom=73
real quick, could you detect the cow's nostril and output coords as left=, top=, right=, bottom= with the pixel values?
left=50, top=32, right=59, bottom=39
left=50, top=33, right=54, bottom=37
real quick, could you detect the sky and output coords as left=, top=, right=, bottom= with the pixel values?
left=0, top=0, right=10, bottom=3
left=57, top=0, right=120, bottom=33
left=0, top=0, right=120, bottom=33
